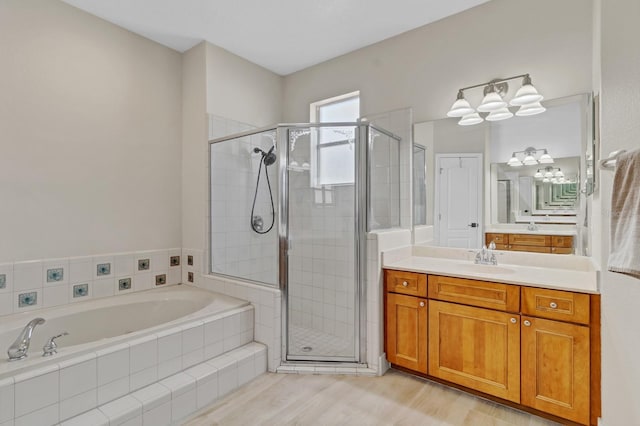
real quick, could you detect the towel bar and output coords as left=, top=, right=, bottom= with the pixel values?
left=599, top=149, right=627, bottom=170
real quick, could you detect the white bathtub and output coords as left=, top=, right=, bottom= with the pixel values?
left=0, top=284, right=249, bottom=380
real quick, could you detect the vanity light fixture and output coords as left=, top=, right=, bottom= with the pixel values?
left=447, top=74, right=545, bottom=125
left=535, top=166, right=564, bottom=180
left=507, top=147, right=554, bottom=167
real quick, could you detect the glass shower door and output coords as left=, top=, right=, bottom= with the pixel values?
left=283, top=124, right=360, bottom=362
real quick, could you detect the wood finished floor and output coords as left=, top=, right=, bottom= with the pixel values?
left=184, top=369, right=560, bottom=426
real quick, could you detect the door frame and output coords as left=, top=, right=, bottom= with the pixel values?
left=434, top=153, right=483, bottom=248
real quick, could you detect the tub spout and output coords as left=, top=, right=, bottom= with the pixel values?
left=7, top=318, right=45, bottom=361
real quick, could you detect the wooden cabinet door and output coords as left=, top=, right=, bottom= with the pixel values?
left=428, top=300, right=520, bottom=402
left=386, top=293, right=428, bottom=373
left=521, top=316, right=590, bottom=425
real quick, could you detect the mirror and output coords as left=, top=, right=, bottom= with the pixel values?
left=491, top=156, right=580, bottom=224
left=413, top=93, right=593, bottom=252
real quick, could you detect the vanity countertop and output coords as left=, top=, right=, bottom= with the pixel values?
left=382, top=246, right=599, bottom=294
left=484, top=227, right=577, bottom=236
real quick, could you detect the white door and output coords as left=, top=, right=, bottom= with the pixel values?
left=435, top=154, right=483, bottom=248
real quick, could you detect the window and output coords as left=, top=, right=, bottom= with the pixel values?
left=310, top=92, right=360, bottom=186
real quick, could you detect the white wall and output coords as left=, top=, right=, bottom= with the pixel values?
left=598, top=0, right=640, bottom=423
left=0, top=0, right=183, bottom=262
left=282, top=0, right=592, bottom=124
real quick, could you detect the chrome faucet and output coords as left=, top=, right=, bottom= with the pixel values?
left=527, top=221, right=539, bottom=231
left=474, top=241, right=498, bottom=265
left=7, top=318, right=45, bottom=361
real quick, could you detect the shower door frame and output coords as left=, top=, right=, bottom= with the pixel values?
left=278, top=122, right=369, bottom=364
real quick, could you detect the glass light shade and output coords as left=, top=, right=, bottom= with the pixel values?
left=538, top=153, right=554, bottom=163
left=516, top=102, right=546, bottom=116
left=485, top=107, right=514, bottom=121
left=542, top=177, right=550, bottom=183
left=550, top=177, right=557, bottom=183
left=523, top=155, right=537, bottom=166
left=477, top=91, right=507, bottom=112
left=558, top=177, right=566, bottom=183
left=507, top=156, right=523, bottom=167
left=544, top=170, right=554, bottom=178
left=534, top=171, right=543, bottom=179
left=555, top=170, right=564, bottom=178
left=458, top=112, right=483, bottom=126
left=447, top=97, right=475, bottom=117
left=510, top=84, right=544, bottom=106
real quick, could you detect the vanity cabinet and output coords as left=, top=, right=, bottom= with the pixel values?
left=384, top=270, right=428, bottom=373
left=485, top=232, right=574, bottom=254
left=428, top=300, right=521, bottom=402
left=383, top=269, right=600, bottom=425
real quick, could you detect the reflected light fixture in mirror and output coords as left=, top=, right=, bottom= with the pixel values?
left=447, top=74, right=545, bottom=125
left=507, top=147, right=554, bottom=167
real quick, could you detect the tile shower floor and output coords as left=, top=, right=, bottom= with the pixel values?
left=288, top=324, right=354, bottom=358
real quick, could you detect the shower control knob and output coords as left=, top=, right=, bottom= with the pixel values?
left=402, top=281, right=408, bottom=287
left=419, top=301, right=425, bottom=307
left=549, top=302, right=558, bottom=309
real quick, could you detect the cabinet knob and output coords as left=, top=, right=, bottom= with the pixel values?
left=510, top=318, right=517, bottom=324
left=549, top=302, right=558, bottom=309
left=402, top=281, right=408, bottom=287
left=523, top=320, right=531, bottom=327
left=419, top=301, right=425, bottom=307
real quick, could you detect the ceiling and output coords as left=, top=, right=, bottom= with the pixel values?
left=61, top=0, right=490, bottom=76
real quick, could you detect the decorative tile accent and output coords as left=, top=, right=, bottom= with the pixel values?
left=47, top=268, right=64, bottom=283
left=187, top=256, right=193, bottom=266
left=119, top=278, right=132, bottom=291
left=73, top=284, right=88, bottom=298
left=188, top=272, right=194, bottom=283
left=97, top=263, right=111, bottom=276
left=138, top=259, right=150, bottom=271
left=155, top=274, right=166, bottom=286
left=0, top=274, right=5, bottom=289
left=170, top=256, right=180, bottom=267
left=18, top=292, right=37, bottom=307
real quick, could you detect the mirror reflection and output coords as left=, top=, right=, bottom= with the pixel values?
left=413, top=93, right=592, bottom=254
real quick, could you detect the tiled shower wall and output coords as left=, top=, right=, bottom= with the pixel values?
left=208, top=115, right=278, bottom=286
left=0, top=249, right=182, bottom=317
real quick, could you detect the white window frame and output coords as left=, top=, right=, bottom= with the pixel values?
left=309, top=91, right=360, bottom=189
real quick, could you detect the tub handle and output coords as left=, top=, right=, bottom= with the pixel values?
left=42, top=332, right=69, bottom=357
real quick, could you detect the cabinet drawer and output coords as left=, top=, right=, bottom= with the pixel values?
left=550, top=247, right=573, bottom=254
left=494, top=243, right=509, bottom=251
left=385, top=270, right=427, bottom=297
left=551, top=236, right=573, bottom=248
left=522, top=287, right=590, bottom=325
left=509, top=234, right=551, bottom=247
left=486, top=233, right=508, bottom=245
left=428, top=275, right=520, bottom=312
left=508, top=245, right=552, bottom=254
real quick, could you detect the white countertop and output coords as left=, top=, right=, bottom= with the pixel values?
left=485, top=226, right=577, bottom=236
left=382, top=246, right=599, bottom=294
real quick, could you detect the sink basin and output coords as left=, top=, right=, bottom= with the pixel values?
left=455, top=264, right=516, bottom=275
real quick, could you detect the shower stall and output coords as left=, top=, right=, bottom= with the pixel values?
left=209, top=122, right=400, bottom=364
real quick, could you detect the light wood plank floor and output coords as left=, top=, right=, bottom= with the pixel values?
left=184, top=370, right=560, bottom=426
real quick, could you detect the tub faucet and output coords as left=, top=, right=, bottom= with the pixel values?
left=7, top=318, right=45, bottom=361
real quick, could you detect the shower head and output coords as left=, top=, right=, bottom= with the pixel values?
left=254, top=146, right=277, bottom=166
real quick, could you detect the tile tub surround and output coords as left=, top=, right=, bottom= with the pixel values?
left=0, top=300, right=257, bottom=425
left=59, top=343, right=267, bottom=426
left=382, top=245, right=599, bottom=293
left=0, top=248, right=182, bottom=317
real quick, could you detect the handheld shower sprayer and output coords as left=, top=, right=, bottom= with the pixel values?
left=251, top=144, right=276, bottom=234
left=254, top=146, right=276, bottom=166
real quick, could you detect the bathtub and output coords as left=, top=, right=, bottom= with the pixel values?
left=0, top=284, right=249, bottom=380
